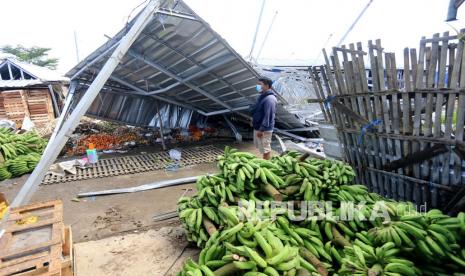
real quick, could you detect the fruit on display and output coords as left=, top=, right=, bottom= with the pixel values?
left=0, top=127, right=46, bottom=180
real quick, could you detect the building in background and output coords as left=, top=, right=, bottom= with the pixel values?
left=0, top=57, right=68, bottom=127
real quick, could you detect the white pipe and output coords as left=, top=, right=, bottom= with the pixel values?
left=77, top=176, right=199, bottom=197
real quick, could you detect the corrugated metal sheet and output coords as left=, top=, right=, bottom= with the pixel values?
left=66, top=0, right=305, bottom=129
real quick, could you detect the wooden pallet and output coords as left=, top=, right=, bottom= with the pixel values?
left=310, top=31, right=465, bottom=209
left=42, top=145, right=223, bottom=184
left=0, top=93, right=7, bottom=119
left=1, top=90, right=29, bottom=128
left=26, top=90, right=55, bottom=126
left=0, top=200, right=73, bottom=276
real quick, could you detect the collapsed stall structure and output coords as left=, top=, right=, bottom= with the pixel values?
left=10, top=0, right=310, bottom=208
left=0, top=57, right=68, bottom=127
left=311, top=32, right=465, bottom=211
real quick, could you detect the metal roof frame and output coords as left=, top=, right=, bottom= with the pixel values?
left=5, top=0, right=307, bottom=213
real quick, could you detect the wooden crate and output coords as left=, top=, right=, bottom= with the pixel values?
left=0, top=93, right=7, bottom=119
left=25, top=90, right=55, bottom=126
left=0, top=200, right=73, bottom=276
left=310, top=31, right=465, bottom=210
left=1, top=90, right=29, bottom=128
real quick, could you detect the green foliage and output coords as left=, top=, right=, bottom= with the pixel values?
left=0, top=44, right=59, bottom=70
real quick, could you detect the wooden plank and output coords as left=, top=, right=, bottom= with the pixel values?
left=340, top=45, right=360, bottom=124
left=427, top=33, right=440, bottom=88
left=413, top=38, right=426, bottom=183
left=456, top=31, right=465, bottom=161
left=349, top=43, right=366, bottom=119
left=339, top=46, right=366, bottom=183
left=390, top=53, right=403, bottom=200
left=385, top=53, right=393, bottom=90
left=448, top=43, right=457, bottom=88
left=309, top=67, right=330, bottom=122
left=322, top=49, right=338, bottom=93
left=332, top=48, right=347, bottom=94
left=438, top=32, right=450, bottom=88
left=383, top=144, right=448, bottom=171
left=375, top=39, right=385, bottom=91
left=319, top=66, right=338, bottom=124
left=334, top=126, right=465, bottom=146
left=402, top=52, right=412, bottom=132
left=368, top=40, right=380, bottom=91
left=421, top=35, right=459, bottom=43
left=421, top=36, right=439, bottom=202
left=348, top=43, right=372, bottom=190
left=0, top=94, right=6, bottom=119
left=374, top=40, right=391, bottom=197
left=410, top=48, right=418, bottom=89
left=356, top=42, right=378, bottom=193
left=441, top=36, right=458, bottom=185
left=368, top=40, right=386, bottom=194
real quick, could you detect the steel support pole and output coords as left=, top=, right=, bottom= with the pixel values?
left=155, top=101, right=167, bottom=150
left=223, top=115, right=242, bottom=142
left=48, top=82, right=77, bottom=143
left=7, top=0, right=160, bottom=211
left=48, top=84, right=61, bottom=117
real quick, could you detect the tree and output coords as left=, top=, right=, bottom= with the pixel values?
left=0, top=45, right=59, bottom=70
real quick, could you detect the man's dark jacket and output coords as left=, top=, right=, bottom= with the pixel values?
left=251, top=90, right=277, bottom=131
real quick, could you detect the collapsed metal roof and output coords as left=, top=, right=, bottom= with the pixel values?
left=66, top=0, right=305, bottom=129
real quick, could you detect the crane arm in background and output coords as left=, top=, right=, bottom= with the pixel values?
left=255, top=10, right=278, bottom=63
left=247, top=0, right=266, bottom=61
left=336, top=0, right=374, bottom=47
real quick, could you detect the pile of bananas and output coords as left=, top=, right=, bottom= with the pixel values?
left=0, top=127, right=46, bottom=180
left=177, top=147, right=465, bottom=275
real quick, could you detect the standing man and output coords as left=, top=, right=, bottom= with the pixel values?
left=251, top=77, right=277, bottom=160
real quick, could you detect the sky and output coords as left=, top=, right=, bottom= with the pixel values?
left=1, top=0, right=464, bottom=74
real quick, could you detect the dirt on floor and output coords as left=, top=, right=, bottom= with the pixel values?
left=74, top=225, right=196, bottom=276
left=0, top=140, right=262, bottom=275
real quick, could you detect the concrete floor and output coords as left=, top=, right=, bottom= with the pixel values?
left=0, top=140, right=262, bottom=275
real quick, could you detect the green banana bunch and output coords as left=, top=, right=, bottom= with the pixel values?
left=339, top=241, right=420, bottom=276
left=0, top=128, right=46, bottom=180
left=178, top=196, right=211, bottom=247
left=178, top=147, right=465, bottom=275
left=179, top=214, right=319, bottom=275
left=0, top=165, right=12, bottom=180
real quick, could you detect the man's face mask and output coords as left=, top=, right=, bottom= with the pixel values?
left=256, top=85, right=262, bottom=92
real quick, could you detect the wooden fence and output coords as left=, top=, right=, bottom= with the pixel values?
left=310, top=31, right=465, bottom=210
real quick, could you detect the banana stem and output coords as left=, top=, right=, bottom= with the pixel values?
left=298, top=152, right=310, bottom=162
left=331, top=225, right=351, bottom=247
left=262, top=183, right=283, bottom=201
left=202, top=216, right=217, bottom=235
left=296, top=268, right=311, bottom=276
left=368, top=264, right=383, bottom=276
left=279, top=185, right=300, bottom=195
left=213, top=262, right=240, bottom=276
left=299, top=248, right=328, bottom=276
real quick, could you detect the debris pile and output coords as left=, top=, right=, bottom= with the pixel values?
left=177, top=147, right=465, bottom=275
left=64, top=121, right=151, bottom=155
left=0, top=127, right=47, bottom=180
